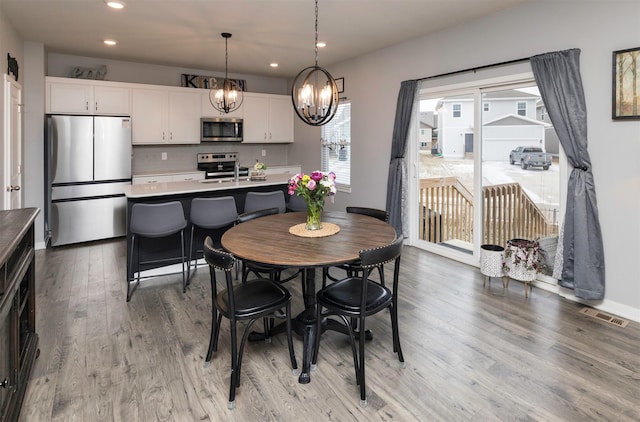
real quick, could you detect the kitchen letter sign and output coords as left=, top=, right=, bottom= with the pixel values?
left=182, top=73, right=246, bottom=91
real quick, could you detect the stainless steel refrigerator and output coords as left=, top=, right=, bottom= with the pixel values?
left=45, top=115, right=132, bottom=246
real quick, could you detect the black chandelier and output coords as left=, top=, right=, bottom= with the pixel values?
left=291, top=0, right=338, bottom=126
left=210, top=32, right=243, bottom=114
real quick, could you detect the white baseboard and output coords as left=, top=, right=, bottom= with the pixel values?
left=558, top=288, right=640, bottom=324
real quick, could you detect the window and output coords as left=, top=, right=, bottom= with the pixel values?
left=321, top=100, right=351, bottom=191
left=517, top=101, right=526, bottom=116
left=453, top=103, right=461, bottom=117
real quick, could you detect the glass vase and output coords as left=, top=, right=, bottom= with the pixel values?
left=306, top=202, right=323, bottom=230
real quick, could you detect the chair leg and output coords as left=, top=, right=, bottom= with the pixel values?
left=312, top=304, right=323, bottom=366
left=228, top=319, right=238, bottom=409
left=358, top=315, right=367, bottom=407
left=205, top=308, right=219, bottom=365
left=285, top=302, right=298, bottom=372
left=188, top=226, right=195, bottom=282
left=377, top=264, right=385, bottom=287
left=127, top=235, right=136, bottom=302
left=180, top=230, right=186, bottom=293
left=390, top=301, right=405, bottom=365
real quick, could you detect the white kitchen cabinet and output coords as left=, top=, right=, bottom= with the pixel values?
left=46, top=77, right=130, bottom=115
left=94, top=85, right=130, bottom=115
left=131, top=87, right=201, bottom=144
left=172, top=172, right=204, bottom=182
left=131, top=88, right=167, bottom=144
left=243, top=93, right=293, bottom=143
left=168, top=90, right=201, bottom=143
left=132, top=175, right=174, bottom=184
left=133, top=172, right=204, bottom=184
left=201, top=91, right=243, bottom=118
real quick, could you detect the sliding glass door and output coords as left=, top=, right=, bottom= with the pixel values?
left=410, top=72, right=564, bottom=279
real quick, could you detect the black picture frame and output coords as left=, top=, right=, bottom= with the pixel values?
left=335, top=77, right=344, bottom=93
left=612, top=47, right=640, bottom=120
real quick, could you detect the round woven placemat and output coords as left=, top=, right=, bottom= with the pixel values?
left=289, top=222, right=341, bottom=238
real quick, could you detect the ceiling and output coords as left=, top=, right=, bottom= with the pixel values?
left=0, top=0, right=529, bottom=78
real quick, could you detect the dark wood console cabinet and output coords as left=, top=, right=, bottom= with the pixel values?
left=0, top=208, right=39, bottom=422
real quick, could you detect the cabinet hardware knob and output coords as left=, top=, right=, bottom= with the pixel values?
left=1, top=378, right=8, bottom=388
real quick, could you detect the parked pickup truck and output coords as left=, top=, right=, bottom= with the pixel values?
left=509, top=147, right=552, bottom=170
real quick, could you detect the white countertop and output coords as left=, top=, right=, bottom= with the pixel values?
left=124, top=172, right=292, bottom=198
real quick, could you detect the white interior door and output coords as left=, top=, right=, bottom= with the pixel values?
left=3, top=74, right=22, bottom=210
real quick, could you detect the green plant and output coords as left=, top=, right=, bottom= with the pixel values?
left=502, top=238, right=546, bottom=274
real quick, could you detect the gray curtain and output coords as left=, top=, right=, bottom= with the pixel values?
left=386, top=80, right=418, bottom=235
left=530, top=48, right=605, bottom=300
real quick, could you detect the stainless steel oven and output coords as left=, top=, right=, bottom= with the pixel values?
left=201, top=117, right=243, bottom=142
left=197, top=152, right=249, bottom=180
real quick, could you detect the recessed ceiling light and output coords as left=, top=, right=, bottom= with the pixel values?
left=270, top=63, right=279, bottom=68
left=316, top=42, right=326, bottom=48
left=104, top=39, right=117, bottom=46
left=105, top=0, right=126, bottom=9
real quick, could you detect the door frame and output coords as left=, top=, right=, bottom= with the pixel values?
left=2, top=74, right=23, bottom=210
left=408, top=70, right=565, bottom=268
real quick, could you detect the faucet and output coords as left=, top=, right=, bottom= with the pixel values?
left=234, top=159, right=240, bottom=182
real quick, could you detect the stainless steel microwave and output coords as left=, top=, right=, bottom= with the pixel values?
left=201, top=117, right=243, bottom=142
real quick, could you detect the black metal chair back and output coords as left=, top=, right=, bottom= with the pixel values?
left=202, top=236, right=297, bottom=409
left=313, top=236, right=404, bottom=407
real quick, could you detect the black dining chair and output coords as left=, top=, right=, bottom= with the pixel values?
left=236, top=207, right=303, bottom=285
left=312, top=236, right=404, bottom=407
left=322, top=206, right=392, bottom=288
left=202, top=236, right=298, bottom=410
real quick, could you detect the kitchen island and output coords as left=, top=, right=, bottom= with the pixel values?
left=123, top=173, right=293, bottom=290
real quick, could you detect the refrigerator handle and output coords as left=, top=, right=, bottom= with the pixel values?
left=50, top=118, right=58, bottom=180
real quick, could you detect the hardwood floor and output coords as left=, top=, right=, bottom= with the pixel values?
left=18, top=238, right=640, bottom=421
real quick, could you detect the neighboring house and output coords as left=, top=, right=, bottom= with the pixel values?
left=435, top=90, right=546, bottom=160
left=482, top=114, right=549, bottom=160
left=419, top=111, right=435, bottom=150
left=536, top=100, right=561, bottom=155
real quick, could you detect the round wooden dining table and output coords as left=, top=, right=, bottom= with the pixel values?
left=221, top=211, right=396, bottom=383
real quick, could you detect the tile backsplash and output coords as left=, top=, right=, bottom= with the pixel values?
left=132, top=143, right=290, bottom=175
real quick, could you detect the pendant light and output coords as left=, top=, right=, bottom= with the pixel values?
left=210, top=32, right=243, bottom=114
left=291, top=0, right=338, bottom=126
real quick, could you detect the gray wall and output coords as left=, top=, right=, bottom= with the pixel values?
left=11, top=0, right=640, bottom=319
left=290, top=0, right=640, bottom=319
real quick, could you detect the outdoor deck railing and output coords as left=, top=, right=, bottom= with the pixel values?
left=419, top=178, right=558, bottom=246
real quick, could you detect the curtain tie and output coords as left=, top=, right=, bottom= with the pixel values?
left=573, top=165, right=589, bottom=171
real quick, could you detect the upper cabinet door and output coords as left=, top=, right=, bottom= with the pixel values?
left=268, top=95, right=293, bottom=143
left=94, top=86, right=130, bottom=115
left=168, top=90, right=201, bottom=144
left=131, top=88, right=168, bottom=144
left=48, top=82, right=93, bottom=114
left=242, top=94, right=270, bottom=143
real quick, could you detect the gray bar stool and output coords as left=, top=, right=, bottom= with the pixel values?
left=188, top=196, right=238, bottom=281
left=244, top=191, right=286, bottom=213
left=128, top=201, right=187, bottom=301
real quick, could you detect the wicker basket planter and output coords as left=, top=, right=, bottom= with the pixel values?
left=480, top=244, right=506, bottom=288
left=503, top=238, right=544, bottom=298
